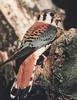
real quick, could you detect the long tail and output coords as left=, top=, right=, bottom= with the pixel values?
left=10, top=45, right=51, bottom=99
left=10, top=53, right=36, bottom=99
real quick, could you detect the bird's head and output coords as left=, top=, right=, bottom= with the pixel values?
left=37, top=9, right=65, bottom=29
left=37, top=9, right=55, bottom=24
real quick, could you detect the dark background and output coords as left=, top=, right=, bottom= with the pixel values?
left=52, top=0, right=77, bottom=30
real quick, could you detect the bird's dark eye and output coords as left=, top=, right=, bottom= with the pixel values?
left=50, top=13, right=54, bottom=17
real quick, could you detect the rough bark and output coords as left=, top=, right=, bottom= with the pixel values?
left=0, top=0, right=34, bottom=40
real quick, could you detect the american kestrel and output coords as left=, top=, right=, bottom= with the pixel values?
left=0, top=9, right=64, bottom=99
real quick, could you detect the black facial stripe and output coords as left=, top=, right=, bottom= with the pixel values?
left=50, top=13, right=54, bottom=23
left=43, top=13, right=47, bottom=20
left=51, top=18, right=53, bottom=23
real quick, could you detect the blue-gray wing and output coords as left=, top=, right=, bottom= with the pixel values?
left=0, top=22, right=57, bottom=67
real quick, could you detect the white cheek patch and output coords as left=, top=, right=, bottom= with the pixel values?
left=45, top=13, right=52, bottom=24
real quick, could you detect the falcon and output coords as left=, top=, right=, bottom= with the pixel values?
left=0, top=9, right=63, bottom=99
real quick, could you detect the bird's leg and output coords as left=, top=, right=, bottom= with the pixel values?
left=36, top=54, right=48, bottom=69
left=42, top=54, right=47, bottom=61
left=36, top=55, right=44, bottom=68
left=41, top=54, right=48, bottom=68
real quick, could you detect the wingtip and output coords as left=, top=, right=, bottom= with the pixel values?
left=0, top=57, right=13, bottom=67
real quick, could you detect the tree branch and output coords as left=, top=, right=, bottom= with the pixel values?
left=0, top=0, right=34, bottom=40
